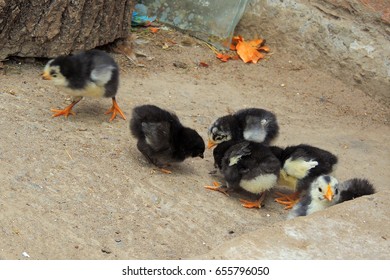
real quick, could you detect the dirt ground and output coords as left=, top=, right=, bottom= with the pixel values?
left=0, top=28, right=389, bottom=260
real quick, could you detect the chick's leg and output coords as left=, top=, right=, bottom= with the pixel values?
left=240, top=192, right=266, bottom=208
left=51, top=97, right=82, bottom=118
left=204, top=181, right=230, bottom=196
left=105, top=97, right=126, bottom=121
left=274, top=191, right=300, bottom=209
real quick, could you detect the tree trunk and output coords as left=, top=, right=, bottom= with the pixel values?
left=0, top=0, right=133, bottom=59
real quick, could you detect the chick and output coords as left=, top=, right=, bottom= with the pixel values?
left=207, top=108, right=279, bottom=149
left=130, top=104, right=205, bottom=173
left=272, top=144, right=338, bottom=209
left=288, top=176, right=375, bottom=219
left=288, top=175, right=340, bottom=219
left=42, top=49, right=126, bottom=121
left=338, top=178, right=375, bottom=203
left=206, top=140, right=281, bottom=208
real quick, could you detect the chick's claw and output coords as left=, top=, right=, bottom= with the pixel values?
left=204, top=185, right=230, bottom=196
left=160, top=168, right=172, bottom=174
left=105, top=98, right=126, bottom=121
left=274, top=191, right=300, bottom=209
left=51, top=107, right=76, bottom=118
left=239, top=199, right=262, bottom=208
left=240, top=192, right=266, bottom=209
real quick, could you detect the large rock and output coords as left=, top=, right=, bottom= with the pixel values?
left=0, top=0, right=132, bottom=59
left=236, top=0, right=390, bottom=104
left=198, top=190, right=390, bottom=259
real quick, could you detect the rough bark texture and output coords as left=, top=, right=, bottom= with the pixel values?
left=0, top=0, right=132, bottom=59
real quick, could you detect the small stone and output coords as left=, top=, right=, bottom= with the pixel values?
left=101, top=248, right=112, bottom=254
left=173, top=61, right=188, bottom=69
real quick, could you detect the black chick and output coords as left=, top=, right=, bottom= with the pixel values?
left=207, top=108, right=279, bottom=149
left=206, top=140, right=281, bottom=208
left=338, top=178, right=375, bottom=203
left=42, top=49, right=126, bottom=121
left=271, top=144, right=338, bottom=209
left=130, top=104, right=205, bottom=173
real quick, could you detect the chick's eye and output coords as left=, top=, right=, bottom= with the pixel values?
left=318, top=187, right=322, bottom=192
left=50, top=70, right=57, bottom=77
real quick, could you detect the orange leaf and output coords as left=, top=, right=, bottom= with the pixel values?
left=236, top=41, right=264, bottom=63
left=149, top=27, right=160, bottom=33
left=216, top=53, right=231, bottom=62
left=230, top=35, right=243, bottom=50
left=199, top=62, right=209, bottom=67
left=259, top=45, right=270, bottom=52
left=232, top=35, right=243, bottom=43
left=247, top=39, right=264, bottom=48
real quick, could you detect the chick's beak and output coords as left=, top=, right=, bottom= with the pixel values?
left=324, top=184, right=333, bottom=201
left=207, top=139, right=216, bottom=149
left=42, top=71, right=52, bottom=80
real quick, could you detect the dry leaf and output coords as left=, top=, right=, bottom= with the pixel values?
left=199, top=62, right=209, bottom=67
left=216, top=53, right=231, bottom=62
left=149, top=27, right=160, bottom=33
left=259, top=45, right=270, bottom=52
left=236, top=40, right=265, bottom=63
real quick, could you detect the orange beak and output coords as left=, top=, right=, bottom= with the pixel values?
left=207, top=139, right=216, bottom=149
left=324, top=184, right=333, bottom=201
left=42, top=71, right=51, bottom=80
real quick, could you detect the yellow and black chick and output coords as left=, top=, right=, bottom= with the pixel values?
left=206, top=140, right=281, bottom=208
left=288, top=175, right=340, bottom=219
left=207, top=108, right=279, bottom=149
left=42, top=49, right=126, bottom=121
left=271, top=144, right=338, bottom=209
left=130, top=104, right=205, bottom=173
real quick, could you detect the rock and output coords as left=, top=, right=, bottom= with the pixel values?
left=197, top=191, right=390, bottom=259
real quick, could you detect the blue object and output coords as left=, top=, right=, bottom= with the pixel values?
left=131, top=3, right=156, bottom=27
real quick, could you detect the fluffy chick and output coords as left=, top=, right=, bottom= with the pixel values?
left=42, top=49, right=126, bottom=121
left=206, top=140, right=281, bottom=208
left=272, top=144, right=338, bottom=209
left=288, top=175, right=340, bottom=219
left=207, top=108, right=279, bottom=149
left=288, top=176, right=375, bottom=219
left=338, top=178, right=375, bottom=203
left=130, top=104, right=205, bottom=173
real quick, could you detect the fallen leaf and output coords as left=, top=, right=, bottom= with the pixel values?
left=199, top=62, right=209, bottom=67
left=162, top=42, right=170, bottom=49
left=236, top=40, right=265, bottom=63
left=216, top=53, right=231, bottom=62
left=149, top=27, right=160, bottom=33
left=259, top=45, right=270, bottom=52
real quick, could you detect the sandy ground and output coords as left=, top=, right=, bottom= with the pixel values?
left=0, top=28, right=389, bottom=260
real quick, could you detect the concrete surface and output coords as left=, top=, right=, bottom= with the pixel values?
left=236, top=0, right=390, bottom=104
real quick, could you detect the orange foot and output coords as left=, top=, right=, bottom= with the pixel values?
left=204, top=181, right=230, bottom=196
left=51, top=102, right=77, bottom=118
left=240, top=192, right=266, bottom=209
left=105, top=97, right=126, bottom=121
left=160, top=168, right=172, bottom=174
left=274, top=191, right=300, bottom=209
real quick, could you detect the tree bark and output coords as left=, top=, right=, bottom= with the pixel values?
left=0, top=0, right=133, bottom=59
